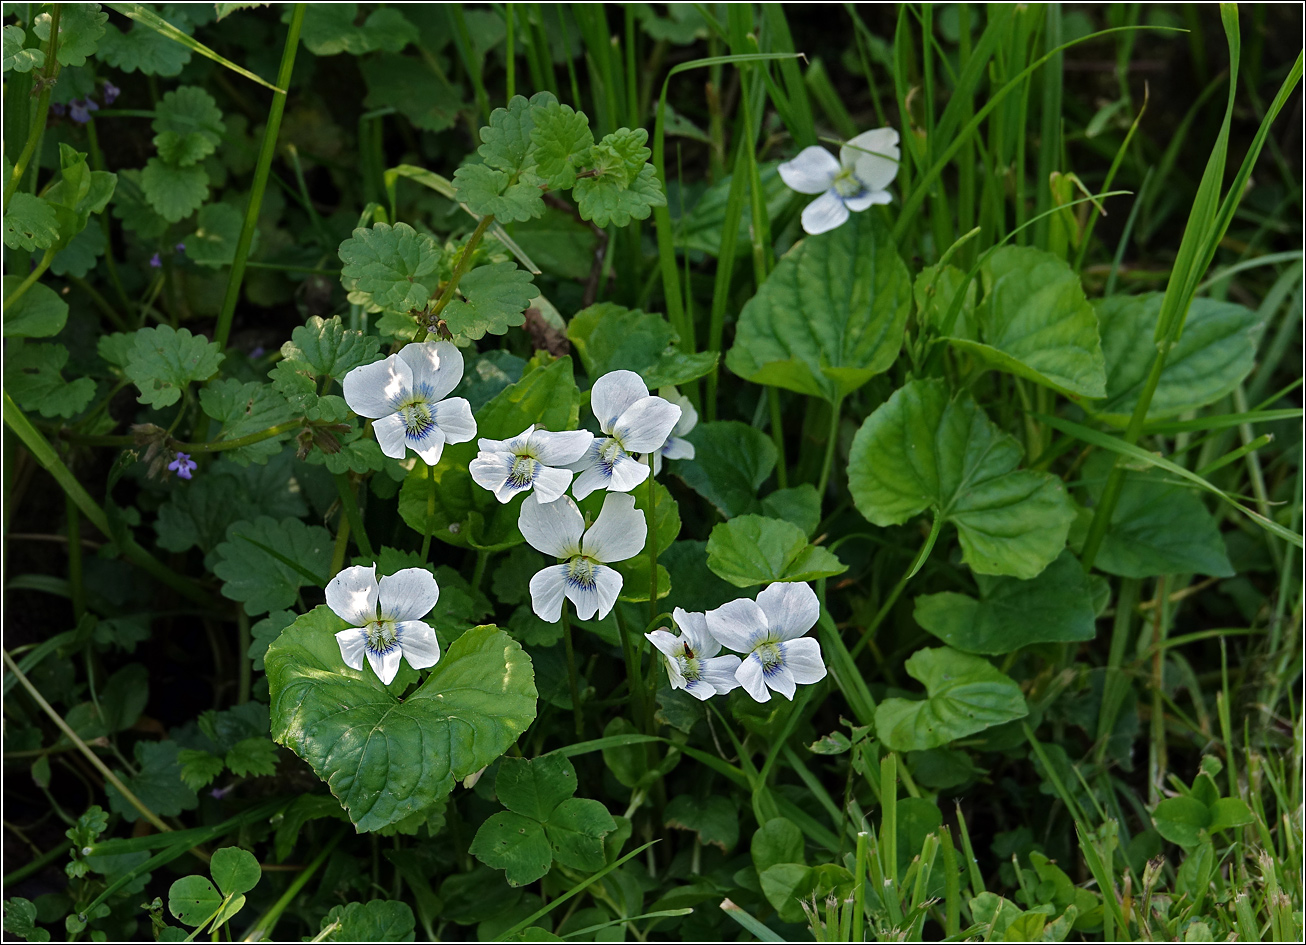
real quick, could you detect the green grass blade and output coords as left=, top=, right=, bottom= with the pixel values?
left=105, top=4, right=283, bottom=92
left=502, top=841, right=659, bottom=938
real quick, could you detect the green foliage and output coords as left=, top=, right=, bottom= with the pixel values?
left=3, top=25, right=45, bottom=73
left=573, top=130, right=666, bottom=227
left=140, top=158, right=209, bottom=222
left=848, top=379, right=1076, bottom=579
left=106, top=740, right=198, bottom=822
left=212, top=517, right=333, bottom=613
left=675, top=421, right=776, bottom=517
left=268, top=610, right=537, bottom=832
left=2, top=279, right=68, bottom=338
left=317, top=900, right=417, bottom=942
left=706, top=515, right=846, bottom=588
left=338, top=222, right=442, bottom=314
left=445, top=261, right=538, bottom=340
left=167, top=846, right=259, bottom=933
left=125, top=325, right=224, bottom=408
left=3, top=192, right=59, bottom=250
left=34, top=4, right=107, bottom=67
left=567, top=302, right=716, bottom=388
left=4, top=342, right=96, bottom=417
left=2, top=898, right=49, bottom=942
left=300, top=4, right=417, bottom=56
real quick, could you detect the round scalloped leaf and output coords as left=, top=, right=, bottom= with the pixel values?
left=267, top=607, right=537, bottom=833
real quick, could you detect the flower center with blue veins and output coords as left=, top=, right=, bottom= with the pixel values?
left=597, top=437, right=627, bottom=472
left=508, top=453, right=539, bottom=487
left=833, top=167, right=863, bottom=198
left=755, top=641, right=785, bottom=674
left=364, top=619, right=399, bottom=654
left=398, top=399, right=435, bottom=438
left=677, top=654, right=701, bottom=681
left=565, top=556, right=598, bottom=590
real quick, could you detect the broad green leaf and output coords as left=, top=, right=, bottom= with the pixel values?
left=98, top=20, right=191, bottom=76
left=33, top=4, right=107, bottom=66
left=3, top=25, right=44, bottom=73
left=848, top=379, right=1075, bottom=579
left=874, top=647, right=1028, bottom=751
left=545, top=798, right=616, bottom=871
left=567, top=302, right=715, bottom=388
left=167, top=875, right=222, bottom=928
left=279, top=315, right=381, bottom=381
left=946, top=246, right=1107, bottom=398
left=183, top=203, right=247, bottom=267
left=914, top=263, right=977, bottom=340
left=209, top=846, right=260, bottom=897
left=726, top=210, right=911, bottom=402
left=50, top=224, right=107, bottom=278
left=969, top=893, right=1023, bottom=935
left=912, top=550, right=1097, bottom=655
left=224, top=737, right=278, bottom=778
left=1092, top=294, right=1263, bottom=424
left=3, top=192, right=59, bottom=250
left=338, top=222, right=441, bottom=314
left=140, top=158, right=208, bottom=222
left=574, top=128, right=667, bottom=227
left=1151, top=796, right=1211, bottom=849
left=199, top=379, right=295, bottom=465
left=152, top=85, right=224, bottom=165
left=125, top=325, right=224, bottom=408
left=663, top=795, right=739, bottom=852
left=111, top=168, right=169, bottom=238
left=248, top=610, right=295, bottom=672
left=470, top=811, right=553, bottom=886
left=454, top=94, right=549, bottom=222
left=361, top=52, right=462, bottom=133
left=505, top=211, right=599, bottom=280
left=706, top=515, right=846, bottom=588
left=759, top=485, right=822, bottom=537
left=495, top=754, right=578, bottom=822
left=473, top=354, right=580, bottom=440
left=302, top=4, right=416, bottom=56
left=4, top=343, right=96, bottom=418
left=106, top=740, right=198, bottom=821
left=758, top=863, right=816, bottom=923
left=445, top=262, right=538, bottom=341
left=177, top=749, right=224, bottom=791
left=1208, top=797, right=1254, bottom=832
left=530, top=100, right=594, bottom=190
left=751, top=817, right=805, bottom=872
left=2, top=279, right=68, bottom=338
left=212, top=516, right=332, bottom=614
left=2, top=897, right=49, bottom=942
left=317, top=900, right=417, bottom=943
left=268, top=611, right=537, bottom=832
left=1081, top=455, right=1234, bottom=579
left=675, top=162, right=791, bottom=256
left=675, top=421, right=776, bottom=518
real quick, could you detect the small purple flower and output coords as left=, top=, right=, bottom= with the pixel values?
left=69, top=98, right=99, bottom=124
left=149, top=253, right=162, bottom=268
left=102, top=81, right=120, bottom=105
left=249, top=345, right=267, bottom=360
left=175, top=242, right=186, bottom=254
left=168, top=452, right=197, bottom=480
left=50, top=102, right=66, bottom=117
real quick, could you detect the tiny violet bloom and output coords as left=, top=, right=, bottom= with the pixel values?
left=102, top=81, right=121, bottom=105
left=649, top=386, right=696, bottom=475
left=645, top=608, right=741, bottom=701
left=571, top=370, right=681, bottom=499
left=706, top=581, right=828, bottom=703
left=50, top=102, right=66, bottom=117
left=175, top=242, right=186, bottom=254
left=168, top=452, right=197, bottom=480
left=327, top=564, right=442, bottom=686
left=470, top=424, right=594, bottom=504
left=69, top=98, right=99, bottom=124
left=520, top=491, right=646, bottom=622
left=778, top=128, right=901, bottom=236
left=149, top=253, right=162, bottom=268
left=342, top=341, right=476, bottom=465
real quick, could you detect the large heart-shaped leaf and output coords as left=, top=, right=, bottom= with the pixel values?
left=1091, top=293, right=1262, bottom=424
left=268, top=607, right=537, bottom=833
left=912, top=550, right=1097, bottom=655
left=675, top=421, right=776, bottom=518
left=705, top=515, right=846, bottom=588
left=726, top=210, right=912, bottom=403
left=946, top=246, right=1106, bottom=398
left=874, top=647, right=1028, bottom=751
left=847, top=379, right=1075, bottom=579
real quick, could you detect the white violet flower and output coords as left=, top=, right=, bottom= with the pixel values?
left=519, top=491, right=647, bottom=622
left=342, top=341, right=476, bottom=465
left=706, top=581, right=828, bottom=703
left=469, top=425, right=594, bottom=504
left=571, top=370, right=681, bottom=499
left=648, top=387, right=696, bottom=475
left=778, top=128, right=900, bottom=236
left=646, top=608, right=741, bottom=701
left=328, top=564, right=442, bottom=686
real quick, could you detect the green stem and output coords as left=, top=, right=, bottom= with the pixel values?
left=419, top=468, right=435, bottom=561
left=816, top=394, right=844, bottom=497
left=561, top=606, right=584, bottom=738
left=3, top=248, right=55, bottom=309
left=333, top=473, right=373, bottom=558
left=849, top=515, right=943, bottom=659
left=4, top=649, right=172, bottom=834
left=3, top=5, right=60, bottom=208
left=647, top=468, right=658, bottom=625
left=414, top=213, right=497, bottom=343
left=213, top=3, right=305, bottom=351
left=470, top=550, right=490, bottom=593
left=3, top=838, right=73, bottom=887
left=242, top=830, right=344, bottom=942
left=768, top=387, right=788, bottom=489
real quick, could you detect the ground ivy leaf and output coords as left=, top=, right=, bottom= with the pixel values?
left=177, top=749, right=225, bottom=791
left=111, top=168, right=169, bottom=239
left=3, top=25, right=45, bottom=73
left=947, top=245, right=1107, bottom=398
left=727, top=210, right=912, bottom=402
left=281, top=315, right=381, bottom=380
left=453, top=93, right=550, bottom=222
left=4, top=342, right=96, bottom=417
left=444, top=262, right=538, bottom=341
left=361, top=52, right=462, bottom=133
left=3, top=192, right=60, bottom=250
left=247, top=610, right=294, bottom=672
left=338, top=222, right=441, bottom=314
left=675, top=421, right=776, bottom=518
left=199, top=379, right=295, bottom=466
left=50, top=223, right=107, bottom=278
left=98, top=20, right=191, bottom=76
left=268, top=611, right=538, bottom=833
left=544, top=798, right=616, bottom=871
left=317, top=900, right=416, bottom=943
left=224, top=737, right=278, bottom=779
left=213, top=517, right=333, bottom=614
left=470, top=811, right=553, bottom=887
left=706, top=515, right=847, bottom=588
left=2, top=278, right=68, bottom=338
left=913, top=550, right=1097, bottom=656
left=530, top=100, right=594, bottom=189
left=874, top=647, right=1028, bottom=751
left=574, top=162, right=665, bottom=228
left=848, top=379, right=1075, bottom=580
left=152, top=85, right=223, bottom=159
left=126, top=325, right=224, bottom=408
left=494, top=755, right=577, bottom=823
left=1092, top=294, right=1263, bottom=424
left=106, top=740, right=198, bottom=822
left=33, top=4, right=107, bottom=67
left=183, top=203, right=247, bottom=266
left=663, top=795, right=739, bottom=853
left=140, top=157, right=209, bottom=222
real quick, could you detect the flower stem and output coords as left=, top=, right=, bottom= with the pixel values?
left=414, top=213, right=497, bottom=343
left=333, top=473, right=373, bottom=558
left=242, top=829, right=344, bottom=942
left=816, top=394, right=845, bottom=497
left=419, top=467, right=436, bottom=561
left=561, top=605, right=584, bottom=737
left=647, top=468, right=658, bottom=625
left=614, top=605, right=647, bottom=730
left=2, top=5, right=61, bottom=208
left=768, top=387, right=788, bottom=489
left=2, top=248, right=55, bottom=309
left=471, top=549, right=490, bottom=592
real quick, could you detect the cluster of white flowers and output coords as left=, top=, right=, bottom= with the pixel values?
left=646, top=580, right=827, bottom=703
left=779, top=127, right=901, bottom=235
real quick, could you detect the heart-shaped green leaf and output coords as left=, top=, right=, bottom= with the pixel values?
left=209, top=846, right=260, bottom=897
left=705, top=515, right=846, bottom=588
left=268, top=607, right=537, bottom=833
